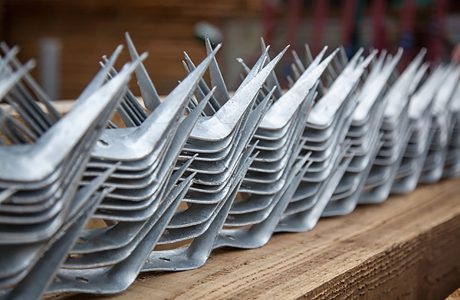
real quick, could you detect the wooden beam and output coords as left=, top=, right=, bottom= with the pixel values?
left=51, top=178, right=460, bottom=299
left=448, top=289, right=460, bottom=299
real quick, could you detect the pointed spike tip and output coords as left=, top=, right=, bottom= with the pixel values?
left=113, top=44, right=124, bottom=56
left=24, top=59, right=36, bottom=70
left=138, top=51, right=149, bottom=62
left=212, top=43, right=222, bottom=54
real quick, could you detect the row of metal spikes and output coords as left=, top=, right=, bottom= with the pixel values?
left=0, top=33, right=459, bottom=299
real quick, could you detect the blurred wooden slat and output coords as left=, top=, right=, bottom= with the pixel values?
left=447, top=289, right=460, bottom=300
left=2, top=0, right=261, bottom=99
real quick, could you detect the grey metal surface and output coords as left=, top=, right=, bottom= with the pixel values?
left=359, top=49, right=428, bottom=204
left=0, top=37, right=458, bottom=299
left=323, top=49, right=402, bottom=216
left=0, top=45, right=141, bottom=299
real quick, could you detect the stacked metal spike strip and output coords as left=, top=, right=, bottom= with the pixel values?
left=0, top=43, right=142, bottom=299
left=358, top=50, right=427, bottom=204
left=274, top=48, right=367, bottom=231
left=391, top=65, right=448, bottom=192
left=210, top=42, right=319, bottom=249
left=444, top=83, right=460, bottom=178
left=419, top=67, right=460, bottom=184
left=324, top=49, right=403, bottom=215
left=0, top=36, right=460, bottom=299
left=144, top=41, right=288, bottom=266
left=49, top=35, right=222, bottom=294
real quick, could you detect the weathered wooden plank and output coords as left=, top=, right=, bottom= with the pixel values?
left=448, top=289, right=460, bottom=299
left=50, top=178, right=460, bottom=300
left=3, top=0, right=256, bottom=98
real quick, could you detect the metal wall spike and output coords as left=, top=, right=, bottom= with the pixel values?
left=323, top=49, right=402, bottom=216
left=0, top=50, right=138, bottom=299
left=359, top=49, right=427, bottom=204
left=0, top=37, right=459, bottom=298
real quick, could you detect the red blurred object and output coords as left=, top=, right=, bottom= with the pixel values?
left=428, top=0, right=448, bottom=61
left=313, top=0, right=328, bottom=55
left=342, top=0, right=357, bottom=47
left=286, top=0, right=302, bottom=48
left=401, top=0, right=416, bottom=35
left=399, top=0, right=416, bottom=67
left=262, top=0, right=278, bottom=44
left=372, top=0, right=386, bottom=50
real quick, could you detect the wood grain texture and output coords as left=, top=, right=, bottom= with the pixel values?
left=448, top=289, right=460, bottom=299
left=50, top=178, right=460, bottom=300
